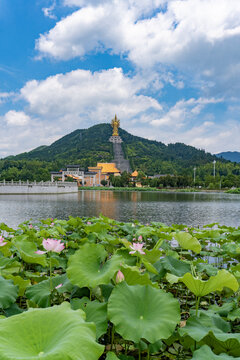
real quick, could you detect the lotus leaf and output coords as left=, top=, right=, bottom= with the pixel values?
left=0, top=302, right=104, bottom=359
left=180, top=270, right=239, bottom=297
left=179, top=311, right=231, bottom=343
left=108, top=283, right=180, bottom=343
left=67, top=243, right=122, bottom=288
left=160, top=256, right=191, bottom=277
left=191, top=345, right=236, bottom=359
left=71, top=298, right=108, bottom=340
left=120, top=264, right=158, bottom=288
left=179, top=312, right=240, bottom=356
left=106, top=352, right=120, bottom=360
left=26, top=274, right=69, bottom=307
left=173, top=232, right=201, bottom=253
left=13, top=236, right=47, bottom=267
left=6, top=275, right=31, bottom=296
left=0, top=276, right=18, bottom=309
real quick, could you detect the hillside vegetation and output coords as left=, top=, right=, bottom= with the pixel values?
left=1, top=123, right=240, bottom=185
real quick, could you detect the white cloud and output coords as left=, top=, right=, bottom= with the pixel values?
left=0, top=92, right=13, bottom=104
left=4, top=111, right=30, bottom=126
left=42, top=1, right=57, bottom=20
left=34, top=0, right=240, bottom=99
left=0, top=66, right=237, bottom=158
left=20, top=67, right=162, bottom=122
left=151, top=97, right=222, bottom=128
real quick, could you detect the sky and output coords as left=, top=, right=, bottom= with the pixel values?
left=1, top=0, right=240, bottom=158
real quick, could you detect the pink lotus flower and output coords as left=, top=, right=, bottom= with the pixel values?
left=0, top=236, right=7, bottom=247
left=116, top=270, right=125, bottom=283
left=29, top=224, right=33, bottom=229
left=42, top=238, right=65, bottom=253
left=50, top=222, right=54, bottom=227
left=129, top=242, right=145, bottom=255
left=35, top=250, right=46, bottom=255
left=184, top=227, right=189, bottom=232
left=138, top=235, right=143, bottom=242
left=87, top=221, right=91, bottom=225
left=55, top=283, right=63, bottom=289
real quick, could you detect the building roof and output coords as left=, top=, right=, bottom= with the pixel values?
left=131, top=170, right=139, bottom=177
left=97, top=163, right=120, bottom=174
left=85, top=171, right=97, bottom=175
left=66, top=165, right=84, bottom=169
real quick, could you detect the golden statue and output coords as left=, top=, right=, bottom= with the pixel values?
left=111, top=114, right=120, bottom=136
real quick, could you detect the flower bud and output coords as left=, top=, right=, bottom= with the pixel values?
left=116, top=270, right=125, bottom=283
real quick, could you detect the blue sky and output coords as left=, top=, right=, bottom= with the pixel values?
left=0, top=0, right=240, bottom=157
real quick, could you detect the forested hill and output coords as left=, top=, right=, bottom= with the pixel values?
left=4, top=123, right=220, bottom=176
left=216, top=151, right=240, bottom=163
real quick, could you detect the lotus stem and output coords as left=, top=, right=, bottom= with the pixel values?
left=138, top=346, right=141, bottom=360
left=111, top=325, right=115, bottom=352
left=147, top=345, right=150, bottom=360
left=49, top=256, right=52, bottom=293
left=195, top=296, right=200, bottom=317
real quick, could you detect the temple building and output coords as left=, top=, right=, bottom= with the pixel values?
left=50, top=116, right=131, bottom=186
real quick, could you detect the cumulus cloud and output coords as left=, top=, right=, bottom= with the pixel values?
left=35, top=0, right=240, bottom=100
left=151, top=97, right=222, bottom=128
left=20, top=67, right=162, bottom=123
left=0, top=66, right=237, bottom=157
left=4, top=110, right=30, bottom=126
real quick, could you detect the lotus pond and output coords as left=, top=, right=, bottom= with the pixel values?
left=0, top=216, right=240, bottom=359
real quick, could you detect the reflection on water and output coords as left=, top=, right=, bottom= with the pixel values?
left=1, top=190, right=240, bottom=228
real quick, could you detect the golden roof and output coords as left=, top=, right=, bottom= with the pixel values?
left=97, top=163, right=120, bottom=174
left=131, top=170, right=138, bottom=177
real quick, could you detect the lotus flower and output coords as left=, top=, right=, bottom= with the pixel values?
left=35, top=250, right=46, bottom=255
left=138, top=235, right=143, bottom=242
left=42, top=238, right=65, bottom=253
left=129, top=242, right=145, bottom=255
left=116, top=270, right=125, bottom=283
left=0, top=236, right=7, bottom=247
left=87, top=221, right=91, bottom=225
left=55, top=283, right=63, bottom=289
left=29, top=224, right=33, bottom=229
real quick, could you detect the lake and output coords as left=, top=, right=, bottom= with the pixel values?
left=1, top=190, right=240, bottom=228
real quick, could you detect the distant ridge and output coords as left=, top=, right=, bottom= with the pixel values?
left=6, top=123, right=222, bottom=175
left=216, top=151, right=240, bottom=163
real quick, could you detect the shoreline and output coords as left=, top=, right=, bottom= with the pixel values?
left=79, top=186, right=230, bottom=194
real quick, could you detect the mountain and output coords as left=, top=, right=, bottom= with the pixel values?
left=5, top=123, right=220, bottom=176
left=216, top=151, right=240, bottom=163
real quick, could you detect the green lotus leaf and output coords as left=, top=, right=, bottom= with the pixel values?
left=142, top=248, right=162, bottom=264
left=0, top=302, right=104, bottom=360
left=0, top=276, right=18, bottom=309
left=13, top=236, right=47, bottom=267
left=106, top=352, right=120, bottom=360
left=108, top=283, right=180, bottom=343
left=26, top=274, right=70, bottom=307
left=160, top=256, right=191, bottom=277
left=71, top=298, right=108, bottom=340
left=179, top=311, right=240, bottom=356
left=173, top=232, right=201, bottom=254
left=192, top=345, right=236, bottom=359
left=120, top=265, right=158, bottom=288
left=180, top=270, right=239, bottom=297
left=206, top=331, right=240, bottom=357
left=179, top=312, right=231, bottom=343
left=142, top=258, right=158, bottom=274
left=67, top=243, right=122, bottom=288
left=6, top=275, right=31, bottom=296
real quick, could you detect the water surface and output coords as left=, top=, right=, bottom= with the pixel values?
left=1, top=190, right=240, bottom=228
